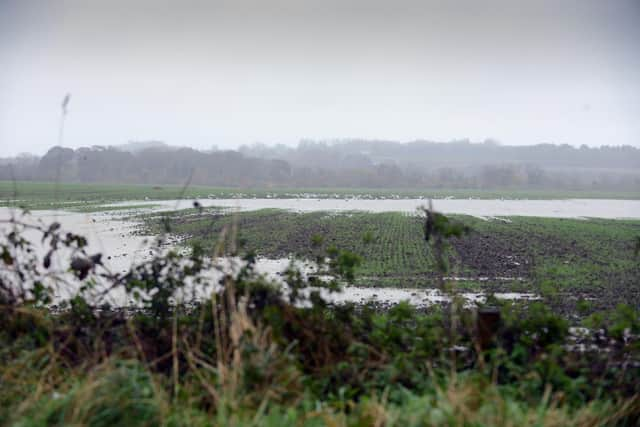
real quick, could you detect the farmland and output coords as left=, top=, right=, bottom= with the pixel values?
left=2, top=201, right=640, bottom=426
left=2, top=180, right=640, bottom=211
left=2, top=182, right=640, bottom=425
left=142, top=208, right=640, bottom=315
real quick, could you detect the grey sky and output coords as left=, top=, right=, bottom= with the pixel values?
left=1, top=0, right=639, bottom=156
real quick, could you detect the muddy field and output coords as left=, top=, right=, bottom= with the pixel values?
left=150, top=209, right=640, bottom=315
left=2, top=201, right=639, bottom=315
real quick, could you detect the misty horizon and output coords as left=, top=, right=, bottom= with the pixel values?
left=3, top=139, right=638, bottom=193
left=2, top=0, right=640, bottom=157
left=6, top=137, right=640, bottom=159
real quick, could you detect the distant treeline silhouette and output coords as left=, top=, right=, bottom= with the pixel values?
left=1, top=139, right=639, bottom=190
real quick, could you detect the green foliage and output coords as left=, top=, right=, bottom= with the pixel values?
left=310, top=234, right=324, bottom=247
left=583, top=304, right=640, bottom=340
left=327, top=247, right=362, bottom=282
left=576, top=298, right=593, bottom=316
left=15, top=361, right=163, bottom=427
left=502, top=302, right=569, bottom=348
left=610, top=304, right=640, bottom=339
left=2, top=209, right=640, bottom=426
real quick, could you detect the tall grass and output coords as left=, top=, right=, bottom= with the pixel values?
left=1, top=207, right=639, bottom=426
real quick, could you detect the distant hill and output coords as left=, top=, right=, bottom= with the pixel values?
left=240, top=139, right=640, bottom=171
left=1, top=140, right=638, bottom=191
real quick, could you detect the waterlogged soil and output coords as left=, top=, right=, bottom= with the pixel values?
left=0, top=207, right=153, bottom=274
left=0, top=207, right=541, bottom=308
left=111, top=197, right=640, bottom=219
left=448, top=217, right=640, bottom=315
left=449, top=226, right=577, bottom=279
left=3, top=205, right=640, bottom=315
left=151, top=209, right=640, bottom=314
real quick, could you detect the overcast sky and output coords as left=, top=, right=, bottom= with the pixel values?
left=1, top=0, right=639, bottom=156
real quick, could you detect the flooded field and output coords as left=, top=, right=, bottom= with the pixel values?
left=2, top=197, right=638, bottom=308
left=0, top=208, right=152, bottom=274
left=110, top=197, right=640, bottom=219
left=0, top=206, right=544, bottom=307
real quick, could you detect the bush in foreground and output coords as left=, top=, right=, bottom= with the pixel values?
left=1, top=211, right=639, bottom=426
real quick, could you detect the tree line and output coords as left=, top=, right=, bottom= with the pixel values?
left=1, top=139, right=639, bottom=191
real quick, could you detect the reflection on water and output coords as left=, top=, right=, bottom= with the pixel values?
left=110, top=197, right=640, bottom=219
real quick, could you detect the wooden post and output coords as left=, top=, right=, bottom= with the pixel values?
left=477, top=306, right=500, bottom=351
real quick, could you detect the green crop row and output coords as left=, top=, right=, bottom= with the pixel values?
left=141, top=209, right=640, bottom=314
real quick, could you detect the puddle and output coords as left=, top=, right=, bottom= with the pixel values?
left=330, top=287, right=539, bottom=307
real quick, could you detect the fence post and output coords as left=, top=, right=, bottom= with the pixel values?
left=477, top=306, right=501, bottom=351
